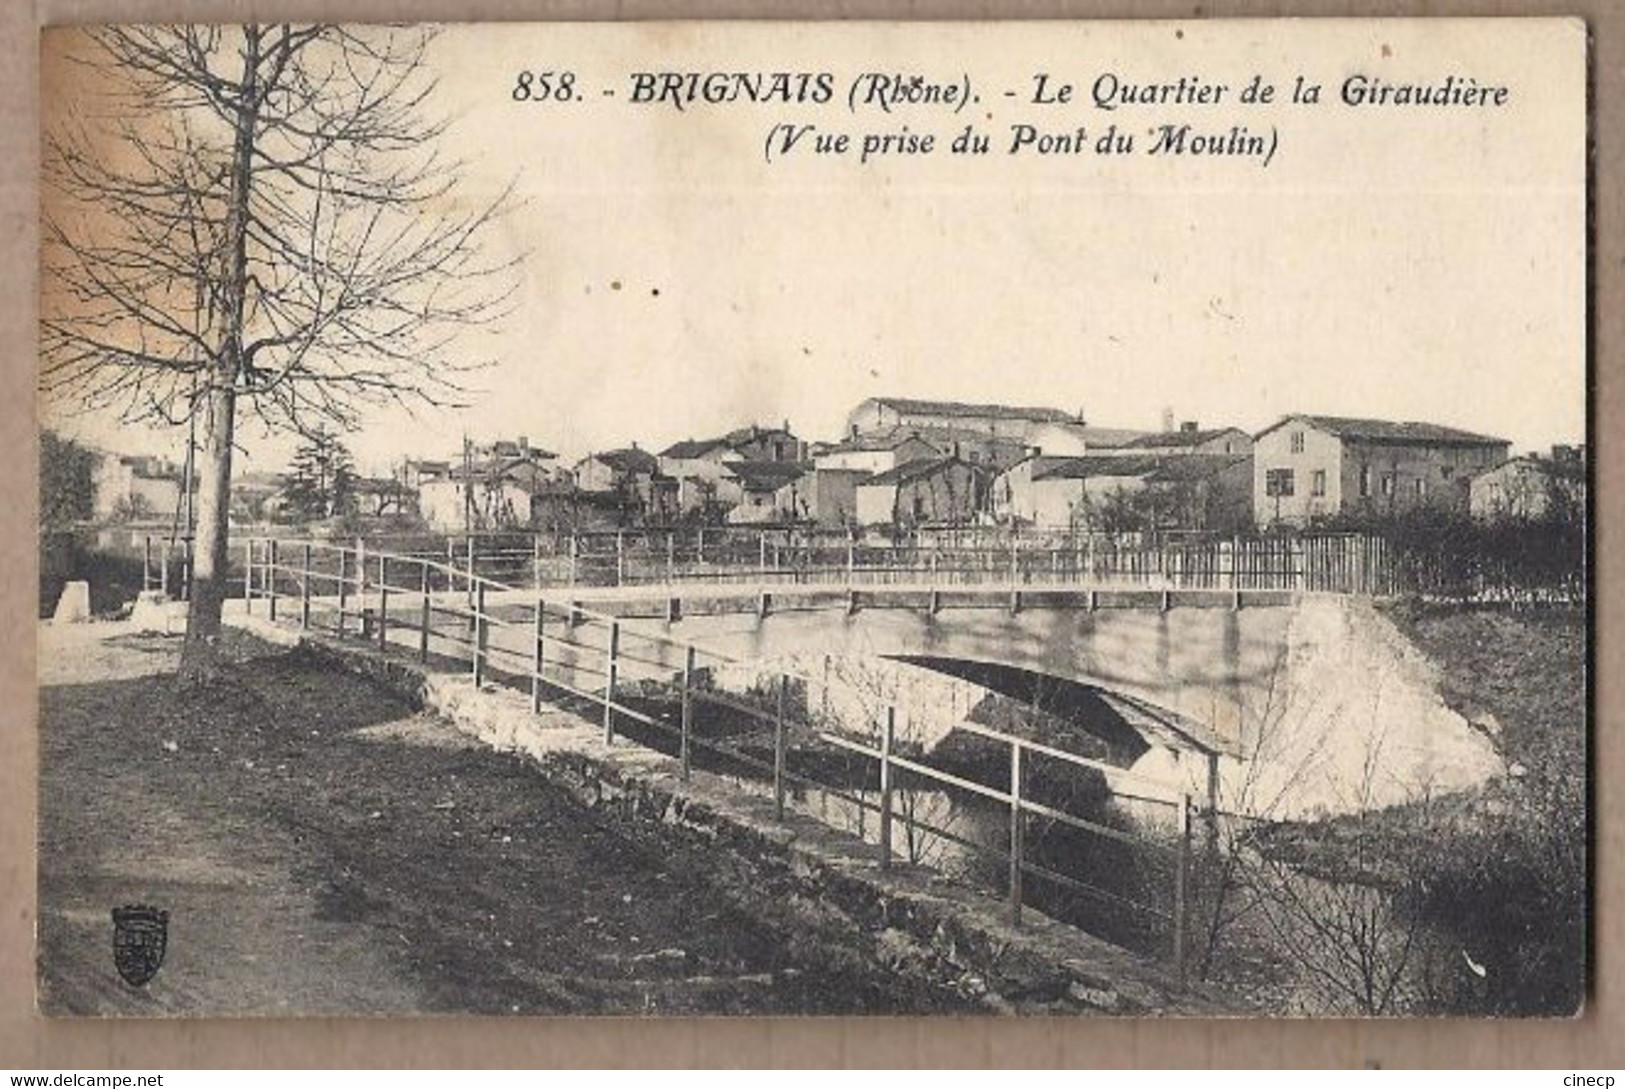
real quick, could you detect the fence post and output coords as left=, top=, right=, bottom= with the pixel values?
left=1010, top=740, right=1025, bottom=926
left=355, top=537, right=367, bottom=629
left=472, top=580, right=487, bottom=687
left=774, top=674, right=788, bottom=820
left=531, top=599, right=546, bottom=714
left=143, top=536, right=153, bottom=592
left=336, top=547, right=348, bottom=636
left=419, top=562, right=431, bottom=662
left=615, top=530, right=625, bottom=586
left=602, top=620, right=620, bottom=744
left=878, top=706, right=895, bottom=871
left=1173, top=792, right=1191, bottom=984
left=301, top=543, right=312, bottom=630
left=376, top=554, right=389, bottom=652
left=159, top=539, right=170, bottom=597
left=569, top=534, right=579, bottom=586
left=268, top=540, right=279, bottom=622
left=532, top=534, right=542, bottom=589
left=846, top=531, right=855, bottom=581
left=243, top=539, right=254, bottom=613
left=696, top=527, right=705, bottom=565
left=679, top=645, right=695, bottom=781
left=464, top=536, right=475, bottom=611
left=759, top=532, right=768, bottom=576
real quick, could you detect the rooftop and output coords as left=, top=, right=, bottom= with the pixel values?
left=1122, top=427, right=1250, bottom=450
left=585, top=447, right=660, bottom=476
left=1265, top=415, right=1509, bottom=447
left=661, top=424, right=796, bottom=460
left=862, top=455, right=974, bottom=487
left=724, top=459, right=812, bottom=489
left=1144, top=453, right=1252, bottom=483
left=1029, top=455, right=1162, bottom=482
left=866, top=397, right=1078, bottom=424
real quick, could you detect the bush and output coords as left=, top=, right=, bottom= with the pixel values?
left=1315, top=507, right=1585, bottom=603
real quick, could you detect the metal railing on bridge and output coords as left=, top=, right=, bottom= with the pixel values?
left=273, top=526, right=1397, bottom=596
left=240, top=535, right=1217, bottom=981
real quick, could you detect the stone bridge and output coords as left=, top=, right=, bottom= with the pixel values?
left=519, top=582, right=1504, bottom=821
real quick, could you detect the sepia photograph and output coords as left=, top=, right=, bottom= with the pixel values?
left=34, top=18, right=1587, bottom=1020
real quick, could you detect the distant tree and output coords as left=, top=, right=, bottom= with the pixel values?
left=282, top=428, right=355, bottom=521
left=109, top=493, right=159, bottom=524
left=42, top=25, right=519, bottom=682
left=39, top=431, right=97, bottom=529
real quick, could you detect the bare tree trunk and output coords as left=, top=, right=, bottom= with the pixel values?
left=180, top=383, right=237, bottom=679
left=179, top=26, right=261, bottom=684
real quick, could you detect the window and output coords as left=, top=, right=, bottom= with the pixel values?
left=1415, top=478, right=1426, bottom=498
left=1311, top=470, right=1326, bottom=497
left=1381, top=473, right=1395, bottom=498
left=1289, top=431, right=1305, bottom=454
left=1265, top=468, right=1295, bottom=497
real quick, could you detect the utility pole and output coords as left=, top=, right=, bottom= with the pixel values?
left=462, top=433, right=473, bottom=536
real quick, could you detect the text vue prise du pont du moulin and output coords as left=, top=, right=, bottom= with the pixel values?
left=510, top=68, right=1513, bottom=164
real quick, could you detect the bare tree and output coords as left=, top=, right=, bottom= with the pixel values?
left=42, top=25, right=519, bottom=681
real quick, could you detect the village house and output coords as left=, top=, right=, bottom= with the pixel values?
left=853, top=456, right=985, bottom=528
left=659, top=422, right=805, bottom=516
left=1469, top=446, right=1586, bottom=521
left=1115, top=422, right=1253, bottom=457
left=993, top=452, right=1253, bottom=532
left=843, top=398, right=1081, bottom=471
left=992, top=455, right=1160, bottom=527
left=795, top=468, right=870, bottom=528
left=92, top=452, right=185, bottom=522
left=1023, top=420, right=1150, bottom=458
left=845, top=397, right=1079, bottom=444
left=572, top=445, right=675, bottom=524
left=411, top=436, right=560, bottom=531
left=401, top=458, right=453, bottom=489
left=720, top=460, right=812, bottom=524
left=418, top=469, right=537, bottom=532
left=811, top=427, right=942, bottom=474
left=1253, top=414, right=1509, bottom=527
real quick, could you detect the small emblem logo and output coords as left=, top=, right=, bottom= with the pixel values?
left=111, top=905, right=168, bottom=987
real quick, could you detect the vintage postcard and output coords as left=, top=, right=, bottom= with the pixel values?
left=35, top=18, right=1586, bottom=1018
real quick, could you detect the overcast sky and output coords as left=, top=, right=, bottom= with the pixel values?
left=42, top=20, right=1586, bottom=475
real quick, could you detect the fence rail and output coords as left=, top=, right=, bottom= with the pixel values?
left=240, top=535, right=1209, bottom=981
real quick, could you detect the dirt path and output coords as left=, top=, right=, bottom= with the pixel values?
left=37, top=622, right=973, bottom=1016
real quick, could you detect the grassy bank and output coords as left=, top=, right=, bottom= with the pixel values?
left=1221, top=602, right=1586, bottom=1015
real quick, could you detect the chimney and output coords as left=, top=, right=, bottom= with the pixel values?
left=1552, top=444, right=1578, bottom=464
left=1076, top=405, right=1087, bottom=424
left=1161, top=407, right=1175, bottom=433
left=519, top=435, right=529, bottom=454
left=1181, top=420, right=1199, bottom=433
